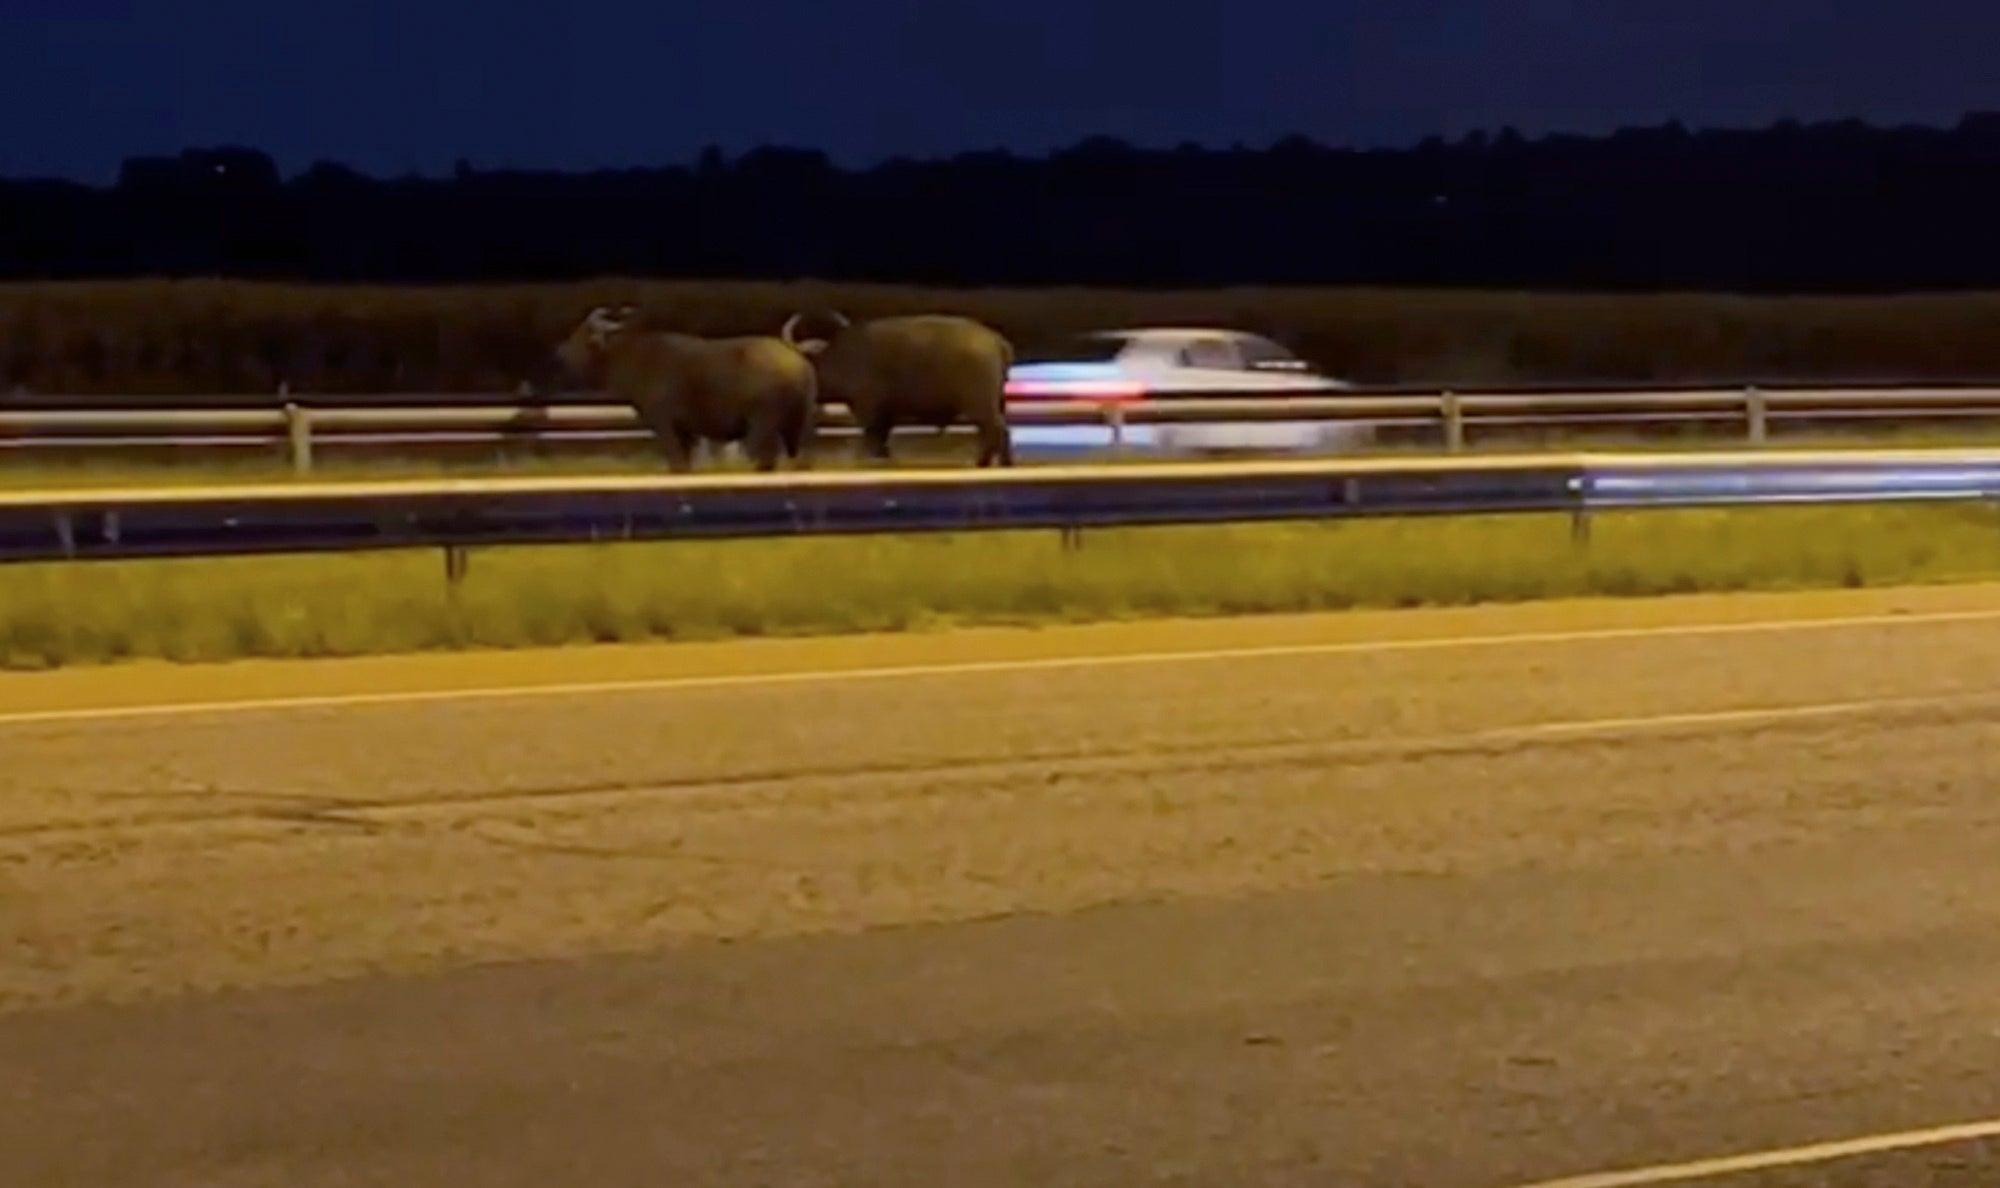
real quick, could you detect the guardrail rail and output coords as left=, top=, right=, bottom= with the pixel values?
left=4, top=449, right=1999, bottom=578
left=6, top=385, right=2000, bottom=470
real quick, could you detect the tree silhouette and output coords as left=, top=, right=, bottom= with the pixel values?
left=8, top=116, right=2000, bottom=291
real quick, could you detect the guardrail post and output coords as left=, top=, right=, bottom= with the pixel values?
left=1745, top=386, right=1768, bottom=445
left=1570, top=507, right=1592, bottom=547
left=283, top=402, right=313, bottom=474
left=1104, top=402, right=1127, bottom=453
left=1442, top=391, right=1465, bottom=453
left=52, top=510, right=75, bottom=559
left=443, top=545, right=470, bottom=586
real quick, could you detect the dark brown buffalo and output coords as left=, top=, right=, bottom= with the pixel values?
left=781, top=311, right=1014, bottom=467
left=558, top=305, right=818, bottom=472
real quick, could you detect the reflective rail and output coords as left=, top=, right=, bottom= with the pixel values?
left=2, top=448, right=1997, bottom=566
left=5, top=386, right=2000, bottom=469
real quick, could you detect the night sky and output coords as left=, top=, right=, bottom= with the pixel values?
left=7, top=0, right=1996, bottom=183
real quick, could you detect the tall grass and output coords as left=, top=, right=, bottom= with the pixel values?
left=2, top=505, right=1996, bottom=670
left=13, top=279, right=2000, bottom=395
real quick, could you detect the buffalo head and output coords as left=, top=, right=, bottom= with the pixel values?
left=556, top=303, right=641, bottom=379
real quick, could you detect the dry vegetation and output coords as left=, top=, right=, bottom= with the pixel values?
left=2, top=504, right=1998, bottom=670
left=11, top=279, right=2000, bottom=396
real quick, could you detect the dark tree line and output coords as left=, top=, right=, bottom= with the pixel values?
left=11, top=115, right=2000, bottom=291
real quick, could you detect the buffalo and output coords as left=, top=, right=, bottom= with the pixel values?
left=557, top=305, right=818, bottom=473
left=780, top=311, right=1015, bottom=467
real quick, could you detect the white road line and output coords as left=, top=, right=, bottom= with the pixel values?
left=1508, top=1117, right=2000, bottom=1187
left=2, top=604, right=1998, bottom=729
left=1498, top=690, right=1978, bottom=740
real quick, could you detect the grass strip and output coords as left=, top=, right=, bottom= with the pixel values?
left=3, top=504, right=1999, bottom=670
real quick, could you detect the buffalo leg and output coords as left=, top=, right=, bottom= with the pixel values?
left=781, top=407, right=815, bottom=470
left=645, top=425, right=691, bottom=472
left=975, top=418, right=1014, bottom=468
left=656, top=424, right=697, bottom=473
left=745, top=419, right=784, bottom=473
left=860, top=414, right=896, bottom=465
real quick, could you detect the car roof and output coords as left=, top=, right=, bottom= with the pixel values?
left=1084, top=328, right=1303, bottom=364
left=1089, top=327, right=1274, bottom=343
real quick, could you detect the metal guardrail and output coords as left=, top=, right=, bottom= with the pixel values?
left=3, top=448, right=1999, bottom=570
left=5, top=386, right=2000, bottom=470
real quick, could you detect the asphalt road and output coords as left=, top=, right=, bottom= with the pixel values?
left=4, top=587, right=2000, bottom=1187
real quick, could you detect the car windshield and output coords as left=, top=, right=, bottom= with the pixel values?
left=1236, top=335, right=1306, bottom=368
left=1014, top=334, right=1129, bottom=364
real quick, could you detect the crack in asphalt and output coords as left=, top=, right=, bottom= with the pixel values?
left=5, top=688, right=1998, bottom=848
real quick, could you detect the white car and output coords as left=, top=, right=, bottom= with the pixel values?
left=1003, top=327, right=1370, bottom=456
